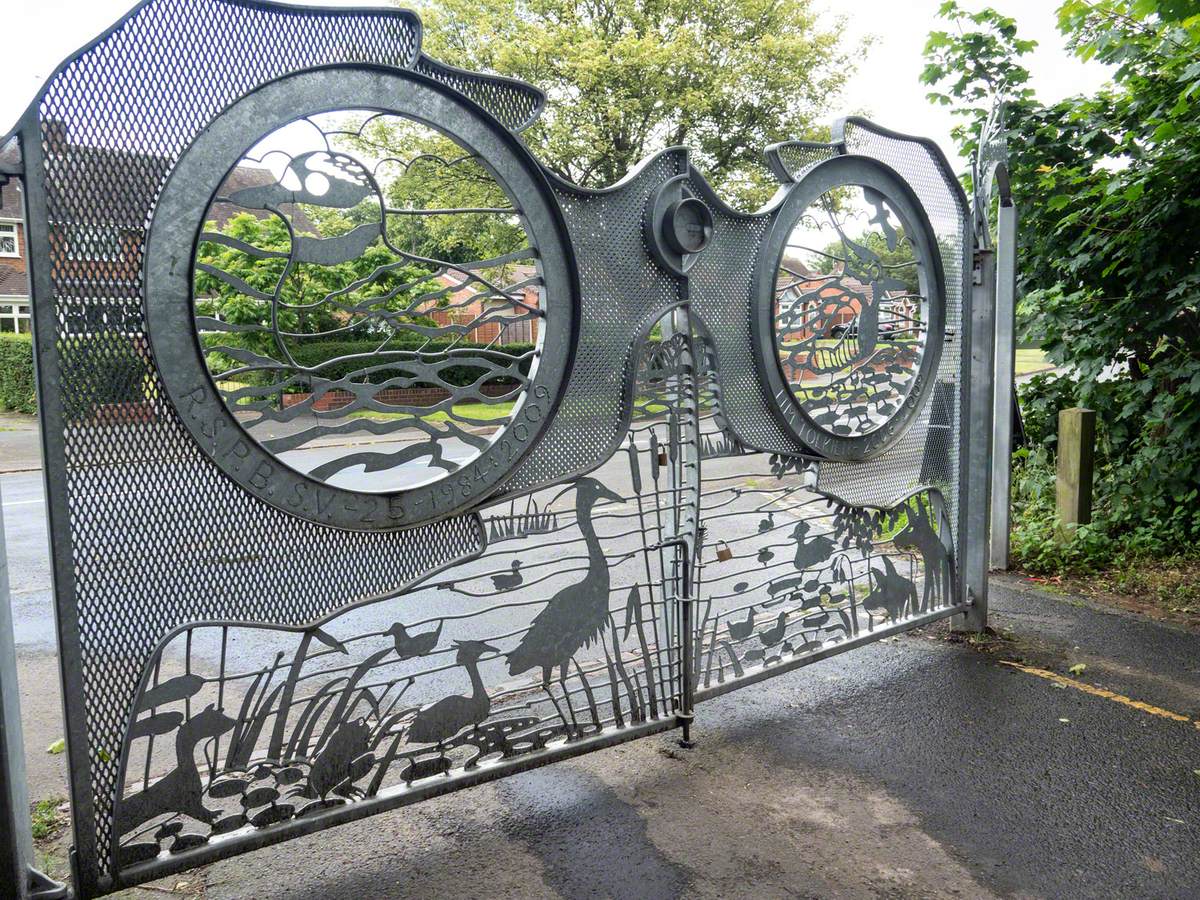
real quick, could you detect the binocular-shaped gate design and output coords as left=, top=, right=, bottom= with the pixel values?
left=0, top=1, right=996, bottom=895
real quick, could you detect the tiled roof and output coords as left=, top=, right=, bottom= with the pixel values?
left=0, top=264, right=28, bottom=298
left=209, top=166, right=316, bottom=233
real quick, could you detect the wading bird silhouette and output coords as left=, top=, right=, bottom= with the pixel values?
left=409, top=640, right=499, bottom=767
left=506, top=477, right=623, bottom=735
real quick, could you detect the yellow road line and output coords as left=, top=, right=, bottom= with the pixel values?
left=998, top=660, right=1194, bottom=725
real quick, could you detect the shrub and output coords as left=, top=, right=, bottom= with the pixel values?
left=0, top=333, right=36, bottom=415
left=1011, top=373, right=1200, bottom=574
left=200, top=335, right=538, bottom=390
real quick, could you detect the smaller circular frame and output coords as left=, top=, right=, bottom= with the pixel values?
left=145, top=66, right=577, bottom=531
left=752, top=155, right=947, bottom=461
left=644, top=174, right=714, bottom=276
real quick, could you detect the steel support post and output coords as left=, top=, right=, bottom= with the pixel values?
left=989, top=202, right=1017, bottom=570
left=0, top=477, right=34, bottom=896
left=958, top=247, right=997, bottom=632
left=0, top=480, right=66, bottom=899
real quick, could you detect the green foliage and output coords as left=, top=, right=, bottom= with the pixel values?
left=924, top=1, right=1200, bottom=568
left=1010, top=374, right=1200, bottom=573
left=195, top=212, right=434, bottom=362
left=343, top=118, right=528, bottom=265
left=408, top=0, right=860, bottom=208
left=30, top=797, right=66, bottom=842
left=816, top=228, right=920, bottom=294
left=0, top=333, right=36, bottom=415
left=214, top=338, right=538, bottom=390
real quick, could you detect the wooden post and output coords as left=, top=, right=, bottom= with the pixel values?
left=1056, top=407, right=1095, bottom=531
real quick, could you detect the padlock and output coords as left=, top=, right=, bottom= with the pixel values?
left=657, top=449, right=668, bottom=466
left=715, top=541, right=733, bottom=562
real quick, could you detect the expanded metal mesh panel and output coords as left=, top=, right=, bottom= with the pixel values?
left=504, top=155, right=687, bottom=493
left=413, top=56, right=544, bottom=132
left=816, top=120, right=970, bottom=533
left=29, top=0, right=487, bottom=888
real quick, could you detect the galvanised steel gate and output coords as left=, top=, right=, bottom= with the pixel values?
left=0, top=1, right=998, bottom=895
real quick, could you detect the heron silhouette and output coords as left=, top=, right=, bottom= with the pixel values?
left=409, top=639, right=499, bottom=768
left=506, top=477, right=623, bottom=735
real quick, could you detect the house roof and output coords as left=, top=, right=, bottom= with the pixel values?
left=0, top=264, right=28, bottom=298
left=209, top=166, right=316, bottom=234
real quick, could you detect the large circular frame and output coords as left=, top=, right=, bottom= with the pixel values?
left=146, top=66, right=577, bottom=531
left=752, top=155, right=946, bottom=461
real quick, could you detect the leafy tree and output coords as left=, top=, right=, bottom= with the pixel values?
left=922, top=0, right=1200, bottom=555
left=195, top=212, right=433, bottom=364
left=405, top=0, right=860, bottom=208
left=338, top=117, right=528, bottom=266
left=814, top=229, right=920, bottom=295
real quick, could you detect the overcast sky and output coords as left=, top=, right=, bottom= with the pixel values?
left=1, top=0, right=1111, bottom=174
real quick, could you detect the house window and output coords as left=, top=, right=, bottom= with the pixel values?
left=0, top=301, right=30, bottom=333
left=0, top=223, right=17, bottom=258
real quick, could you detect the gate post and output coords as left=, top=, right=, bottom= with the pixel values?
left=0, top=477, right=66, bottom=899
left=959, top=246, right=997, bottom=632
left=989, top=201, right=1018, bottom=570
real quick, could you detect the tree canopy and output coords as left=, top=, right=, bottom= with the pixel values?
left=923, top=0, right=1200, bottom=556
left=406, top=0, right=859, bottom=208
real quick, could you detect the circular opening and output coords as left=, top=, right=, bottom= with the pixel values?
left=771, top=182, right=932, bottom=441
left=193, top=110, right=545, bottom=494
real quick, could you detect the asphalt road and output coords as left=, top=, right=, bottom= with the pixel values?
left=4, top=452, right=1200, bottom=897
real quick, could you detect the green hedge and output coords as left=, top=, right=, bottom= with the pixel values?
left=202, top=335, right=538, bottom=389
left=0, top=334, right=36, bottom=415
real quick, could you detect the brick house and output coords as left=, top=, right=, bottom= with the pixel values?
left=0, top=176, right=30, bottom=333
left=428, top=263, right=541, bottom=345
left=776, top=256, right=871, bottom=341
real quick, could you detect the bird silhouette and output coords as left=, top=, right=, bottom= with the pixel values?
left=385, top=620, right=442, bottom=661
left=862, top=556, right=918, bottom=623
left=506, top=477, right=623, bottom=734
left=791, top=520, right=836, bottom=571
left=409, top=640, right=498, bottom=766
left=727, top=608, right=756, bottom=641
left=757, top=547, right=775, bottom=564
left=758, top=512, right=774, bottom=533
left=306, top=717, right=374, bottom=801
left=758, top=611, right=788, bottom=648
left=491, top=560, right=524, bottom=591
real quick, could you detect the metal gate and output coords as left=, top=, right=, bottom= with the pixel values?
left=0, top=1, right=995, bottom=895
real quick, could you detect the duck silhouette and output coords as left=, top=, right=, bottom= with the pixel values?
left=758, top=512, right=774, bottom=534
left=307, top=717, right=374, bottom=801
left=757, top=547, right=775, bottom=564
left=385, top=620, right=442, bottom=661
left=114, top=705, right=235, bottom=837
left=862, top=556, right=918, bottom=623
left=409, top=640, right=499, bottom=762
left=491, top=561, right=524, bottom=591
left=727, top=608, right=756, bottom=641
left=791, top=520, right=836, bottom=571
left=506, top=478, right=623, bottom=733
left=758, top=611, right=788, bottom=648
